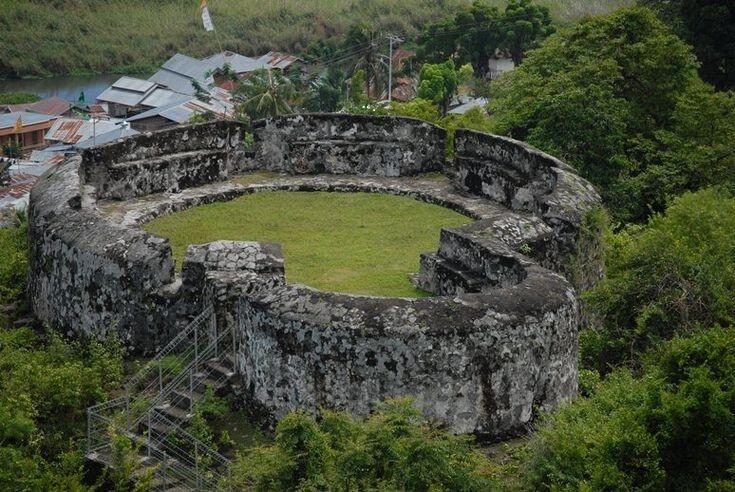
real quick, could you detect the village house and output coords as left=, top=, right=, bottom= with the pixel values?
left=0, top=96, right=72, bottom=117
left=0, top=112, right=58, bottom=155
left=45, top=117, right=138, bottom=147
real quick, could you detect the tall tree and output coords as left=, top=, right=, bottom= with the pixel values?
left=417, top=60, right=459, bottom=114
left=416, top=1, right=503, bottom=78
left=343, top=22, right=385, bottom=98
left=234, top=69, right=294, bottom=120
left=302, top=66, right=345, bottom=112
left=501, top=0, right=553, bottom=65
left=641, top=0, right=735, bottom=90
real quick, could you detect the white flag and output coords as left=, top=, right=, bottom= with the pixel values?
left=201, top=1, right=214, bottom=32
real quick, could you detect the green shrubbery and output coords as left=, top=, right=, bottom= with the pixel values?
left=0, top=327, right=124, bottom=490
left=528, top=327, right=735, bottom=490
left=0, top=92, right=40, bottom=104
left=229, top=398, right=495, bottom=491
left=0, top=215, right=28, bottom=308
left=582, top=188, right=735, bottom=372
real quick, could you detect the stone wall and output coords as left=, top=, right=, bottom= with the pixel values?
left=81, top=120, right=248, bottom=200
left=237, top=264, right=578, bottom=439
left=252, top=114, right=445, bottom=176
left=27, top=115, right=603, bottom=436
left=453, top=129, right=602, bottom=291
left=28, top=156, right=178, bottom=350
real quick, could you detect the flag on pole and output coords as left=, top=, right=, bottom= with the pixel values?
left=201, top=0, right=214, bottom=32
left=13, top=116, right=22, bottom=133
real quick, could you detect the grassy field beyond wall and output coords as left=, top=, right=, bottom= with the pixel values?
left=0, top=0, right=630, bottom=78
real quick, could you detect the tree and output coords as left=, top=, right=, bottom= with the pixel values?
left=488, top=7, right=734, bottom=223
left=416, top=1, right=503, bottom=78
left=501, top=0, right=553, bottom=65
left=343, top=22, right=385, bottom=98
left=234, top=69, right=294, bottom=120
left=417, top=60, right=459, bottom=114
left=582, top=188, right=735, bottom=372
left=302, top=66, right=345, bottom=113
left=416, top=1, right=553, bottom=77
left=641, top=0, right=735, bottom=90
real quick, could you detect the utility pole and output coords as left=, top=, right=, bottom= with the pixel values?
left=386, top=34, right=404, bottom=104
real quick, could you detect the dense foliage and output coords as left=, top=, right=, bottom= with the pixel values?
left=641, top=0, right=735, bottom=90
left=229, top=398, right=495, bottom=491
left=0, top=216, right=27, bottom=308
left=0, top=214, right=124, bottom=490
left=416, top=0, right=553, bottom=76
left=528, top=327, right=735, bottom=491
left=0, top=92, right=40, bottom=104
left=582, top=189, right=735, bottom=372
left=489, top=7, right=735, bottom=223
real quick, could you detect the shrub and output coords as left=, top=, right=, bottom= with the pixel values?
left=0, top=327, right=123, bottom=490
left=0, top=215, right=28, bottom=307
left=528, top=327, right=735, bottom=491
left=583, top=188, right=735, bottom=371
left=228, top=398, right=494, bottom=491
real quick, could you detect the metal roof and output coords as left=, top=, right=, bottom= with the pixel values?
left=97, top=77, right=158, bottom=107
left=127, top=96, right=230, bottom=124
left=161, top=53, right=211, bottom=80
left=148, top=69, right=202, bottom=96
left=140, top=88, right=190, bottom=108
left=76, top=127, right=139, bottom=148
left=45, top=118, right=122, bottom=144
left=204, top=51, right=267, bottom=74
left=256, top=51, right=300, bottom=70
left=112, top=76, right=157, bottom=93
left=448, top=97, right=489, bottom=115
left=0, top=112, right=57, bottom=130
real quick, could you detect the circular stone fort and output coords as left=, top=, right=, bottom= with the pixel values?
left=28, top=114, right=602, bottom=439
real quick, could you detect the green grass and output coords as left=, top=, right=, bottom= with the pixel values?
left=0, top=0, right=631, bottom=78
left=143, top=191, right=472, bottom=297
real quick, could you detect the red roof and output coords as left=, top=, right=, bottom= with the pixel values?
left=28, top=97, right=71, bottom=116
left=0, top=172, right=38, bottom=200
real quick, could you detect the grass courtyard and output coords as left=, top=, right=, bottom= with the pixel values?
left=143, top=191, right=472, bottom=297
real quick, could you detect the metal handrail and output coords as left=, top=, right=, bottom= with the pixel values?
left=86, top=305, right=235, bottom=491
left=125, top=306, right=213, bottom=394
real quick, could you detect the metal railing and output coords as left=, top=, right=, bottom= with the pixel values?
left=86, top=306, right=235, bottom=491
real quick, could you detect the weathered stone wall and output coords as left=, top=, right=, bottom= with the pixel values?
left=81, top=121, right=248, bottom=200
left=452, top=130, right=603, bottom=291
left=237, top=264, right=578, bottom=439
left=28, top=156, right=178, bottom=350
left=252, top=114, right=445, bottom=176
left=27, top=115, right=603, bottom=436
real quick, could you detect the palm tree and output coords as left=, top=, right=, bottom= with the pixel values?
left=343, top=23, right=386, bottom=98
left=234, top=69, right=295, bottom=120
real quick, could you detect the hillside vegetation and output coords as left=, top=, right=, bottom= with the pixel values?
left=0, top=0, right=630, bottom=78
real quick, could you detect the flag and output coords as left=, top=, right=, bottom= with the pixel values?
left=13, top=116, right=22, bottom=133
left=201, top=0, right=214, bottom=32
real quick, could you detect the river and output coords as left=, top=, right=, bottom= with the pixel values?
left=0, top=73, right=150, bottom=104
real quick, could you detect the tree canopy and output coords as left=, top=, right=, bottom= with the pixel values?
left=417, top=60, right=460, bottom=114
left=489, top=7, right=734, bottom=223
left=416, top=0, right=552, bottom=77
left=641, top=0, right=735, bottom=90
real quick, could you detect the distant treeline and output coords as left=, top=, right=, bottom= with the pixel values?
left=0, top=0, right=630, bottom=78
